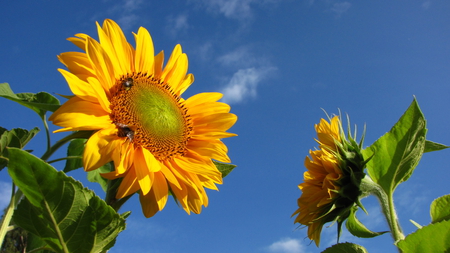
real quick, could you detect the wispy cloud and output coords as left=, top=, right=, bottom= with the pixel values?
left=166, top=14, right=190, bottom=37
left=218, top=46, right=255, bottom=66
left=217, top=46, right=276, bottom=104
left=193, top=0, right=255, bottom=20
left=266, top=237, right=308, bottom=253
left=330, top=2, right=351, bottom=17
left=220, top=66, right=275, bottom=104
left=0, top=181, right=12, bottom=210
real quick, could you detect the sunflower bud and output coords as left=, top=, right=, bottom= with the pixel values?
left=292, top=115, right=368, bottom=246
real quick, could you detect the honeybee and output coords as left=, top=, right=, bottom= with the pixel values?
left=123, top=78, right=133, bottom=90
left=115, top=122, right=134, bottom=141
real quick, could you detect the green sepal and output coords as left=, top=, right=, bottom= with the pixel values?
left=409, top=219, right=422, bottom=229
left=430, top=194, right=450, bottom=224
left=321, top=242, right=368, bottom=253
left=7, top=148, right=126, bottom=253
left=424, top=140, right=449, bottom=153
left=0, top=127, right=39, bottom=170
left=346, top=206, right=389, bottom=238
left=0, top=83, right=60, bottom=117
left=213, top=160, right=236, bottom=178
left=396, top=220, right=450, bottom=252
left=362, top=97, right=427, bottom=196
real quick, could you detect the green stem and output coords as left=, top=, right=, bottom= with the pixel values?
left=47, top=156, right=82, bottom=164
left=41, top=130, right=94, bottom=161
left=0, top=184, right=22, bottom=250
left=361, top=176, right=404, bottom=245
left=41, top=114, right=51, bottom=154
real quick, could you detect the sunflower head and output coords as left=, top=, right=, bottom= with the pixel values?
left=49, top=19, right=237, bottom=218
left=292, top=115, right=367, bottom=246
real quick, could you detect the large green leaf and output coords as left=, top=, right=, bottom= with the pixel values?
left=321, top=242, right=368, bottom=253
left=362, top=98, right=426, bottom=195
left=0, top=83, right=60, bottom=117
left=430, top=194, right=450, bottom=224
left=0, top=127, right=39, bottom=170
left=396, top=220, right=450, bottom=252
left=7, top=148, right=126, bottom=253
left=346, top=206, right=388, bottom=238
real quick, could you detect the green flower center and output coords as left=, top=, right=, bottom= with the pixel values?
left=110, top=73, right=192, bottom=160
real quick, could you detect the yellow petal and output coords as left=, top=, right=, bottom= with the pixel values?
left=134, top=147, right=159, bottom=194
left=193, top=113, right=237, bottom=133
left=116, top=167, right=140, bottom=198
left=139, top=190, right=159, bottom=218
left=134, top=27, right=155, bottom=75
left=162, top=53, right=188, bottom=92
left=58, top=52, right=95, bottom=80
left=153, top=50, right=164, bottom=77
left=83, top=125, right=118, bottom=171
left=151, top=172, right=169, bottom=210
left=49, top=96, right=111, bottom=132
left=85, top=37, right=115, bottom=96
left=187, top=139, right=231, bottom=163
left=58, top=69, right=99, bottom=104
left=185, top=92, right=223, bottom=107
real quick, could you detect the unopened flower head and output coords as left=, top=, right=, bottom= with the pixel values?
left=292, top=115, right=367, bottom=246
left=49, top=19, right=237, bottom=217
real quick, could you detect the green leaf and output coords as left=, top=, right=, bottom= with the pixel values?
left=63, top=139, right=86, bottom=173
left=430, top=194, right=450, bottom=224
left=346, top=206, right=389, bottom=238
left=0, top=83, right=60, bottom=117
left=362, top=98, right=427, bottom=195
left=321, top=242, right=368, bottom=253
left=396, top=220, right=450, bottom=252
left=424, top=140, right=449, bottom=153
left=213, top=160, right=237, bottom=178
left=87, top=163, right=112, bottom=192
left=7, top=148, right=126, bottom=253
left=0, top=127, right=39, bottom=170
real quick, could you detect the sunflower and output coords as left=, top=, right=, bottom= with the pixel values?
left=49, top=19, right=237, bottom=218
left=292, top=115, right=366, bottom=246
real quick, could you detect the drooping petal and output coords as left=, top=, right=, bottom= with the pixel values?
left=49, top=96, right=111, bottom=132
left=83, top=125, right=119, bottom=171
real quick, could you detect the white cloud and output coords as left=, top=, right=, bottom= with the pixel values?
left=267, top=237, right=307, bottom=253
left=330, top=2, right=351, bottom=16
left=0, top=181, right=12, bottom=210
left=166, top=14, right=189, bottom=37
left=220, top=67, right=275, bottom=104
left=194, top=0, right=255, bottom=19
left=422, top=1, right=431, bottom=9
left=218, top=47, right=254, bottom=66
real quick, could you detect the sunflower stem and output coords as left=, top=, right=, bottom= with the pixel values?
left=41, top=131, right=94, bottom=161
left=361, top=176, right=404, bottom=251
left=41, top=114, right=52, bottom=154
left=47, top=156, right=82, bottom=164
left=0, top=183, right=22, bottom=250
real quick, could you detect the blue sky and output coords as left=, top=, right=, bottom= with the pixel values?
left=1, top=0, right=450, bottom=252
